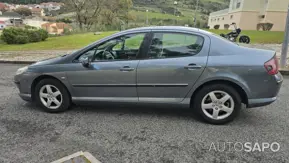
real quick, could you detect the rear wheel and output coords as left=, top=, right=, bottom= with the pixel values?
left=239, top=36, right=250, bottom=44
left=193, top=84, right=242, bottom=124
left=35, top=79, right=71, bottom=113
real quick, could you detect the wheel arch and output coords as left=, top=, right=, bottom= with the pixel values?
left=31, top=75, right=72, bottom=101
left=190, top=79, right=249, bottom=107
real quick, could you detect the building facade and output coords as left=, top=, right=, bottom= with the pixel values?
left=208, top=0, right=289, bottom=31
left=41, top=22, right=72, bottom=35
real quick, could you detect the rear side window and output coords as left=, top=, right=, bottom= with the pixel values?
left=147, top=33, right=204, bottom=59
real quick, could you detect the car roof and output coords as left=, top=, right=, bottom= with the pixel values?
left=123, top=26, right=213, bottom=36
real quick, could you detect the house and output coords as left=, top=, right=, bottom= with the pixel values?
left=41, top=22, right=72, bottom=34
left=24, top=19, right=48, bottom=28
left=208, top=0, right=289, bottom=31
left=31, top=8, right=45, bottom=17
left=0, top=11, right=23, bottom=26
left=0, top=20, right=6, bottom=30
left=41, top=2, right=63, bottom=11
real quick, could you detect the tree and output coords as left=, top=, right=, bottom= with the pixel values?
left=103, top=0, right=134, bottom=27
left=65, top=0, right=103, bottom=30
left=15, top=7, right=32, bottom=16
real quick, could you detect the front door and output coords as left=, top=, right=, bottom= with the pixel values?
left=137, top=32, right=210, bottom=103
left=66, top=33, right=147, bottom=102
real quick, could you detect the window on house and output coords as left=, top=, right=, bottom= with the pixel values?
left=236, top=2, right=241, bottom=8
left=230, top=15, right=233, bottom=19
left=222, top=17, right=224, bottom=20
left=233, top=0, right=242, bottom=9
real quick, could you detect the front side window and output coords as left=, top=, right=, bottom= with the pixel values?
left=77, top=33, right=145, bottom=62
left=147, top=33, right=204, bottom=59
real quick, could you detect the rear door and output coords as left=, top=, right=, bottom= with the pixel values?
left=136, top=31, right=210, bottom=103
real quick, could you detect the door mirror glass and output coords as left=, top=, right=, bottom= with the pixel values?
left=82, top=57, right=91, bottom=68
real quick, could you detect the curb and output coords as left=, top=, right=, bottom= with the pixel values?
left=0, top=60, right=35, bottom=64
left=280, top=69, right=289, bottom=76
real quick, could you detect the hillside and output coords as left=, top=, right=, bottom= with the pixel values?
left=133, top=0, right=229, bottom=15
left=131, top=0, right=229, bottom=27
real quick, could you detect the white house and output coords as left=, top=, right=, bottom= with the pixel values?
left=0, top=11, right=23, bottom=26
left=0, top=20, right=6, bottom=30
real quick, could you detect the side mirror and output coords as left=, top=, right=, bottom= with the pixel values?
left=82, top=58, right=91, bottom=68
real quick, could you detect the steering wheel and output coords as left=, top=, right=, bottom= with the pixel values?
left=103, top=50, right=115, bottom=60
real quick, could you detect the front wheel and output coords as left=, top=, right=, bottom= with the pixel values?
left=35, top=79, right=71, bottom=113
left=193, top=84, right=242, bottom=125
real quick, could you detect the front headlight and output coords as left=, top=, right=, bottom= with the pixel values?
left=16, top=66, right=28, bottom=75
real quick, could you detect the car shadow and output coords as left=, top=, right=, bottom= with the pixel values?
left=70, top=103, right=204, bottom=121
left=23, top=102, right=251, bottom=125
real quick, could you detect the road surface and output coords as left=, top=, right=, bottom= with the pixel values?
left=0, top=64, right=288, bottom=163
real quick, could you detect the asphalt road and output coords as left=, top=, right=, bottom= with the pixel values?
left=0, top=64, right=288, bottom=163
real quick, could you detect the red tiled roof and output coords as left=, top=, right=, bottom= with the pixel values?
left=0, top=3, right=7, bottom=9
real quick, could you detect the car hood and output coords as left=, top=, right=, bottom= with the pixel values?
left=31, top=55, right=67, bottom=66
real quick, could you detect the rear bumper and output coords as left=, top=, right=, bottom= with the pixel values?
left=247, top=97, right=277, bottom=108
left=247, top=73, right=282, bottom=108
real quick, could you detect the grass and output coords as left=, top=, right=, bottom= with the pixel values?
left=0, top=29, right=284, bottom=51
left=0, top=31, right=117, bottom=51
left=208, top=29, right=284, bottom=44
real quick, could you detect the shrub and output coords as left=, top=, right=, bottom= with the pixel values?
left=224, top=24, right=230, bottom=29
left=214, top=25, right=220, bottom=29
left=257, top=23, right=274, bottom=31
left=56, top=18, right=72, bottom=24
left=63, top=28, right=72, bottom=35
left=24, top=25, right=37, bottom=30
left=15, top=35, right=29, bottom=44
left=0, top=27, right=48, bottom=44
left=38, top=29, right=49, bottom=41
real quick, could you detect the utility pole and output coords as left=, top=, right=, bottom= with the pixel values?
left=194, top=0, right=200, bottom=27
left=174, top=1, right=178, bottom=25
left=146, top=10, right=148, bottom=25
left=281, top=5, right=289, bottom=68
left=174, top=1, right=178, bottom=16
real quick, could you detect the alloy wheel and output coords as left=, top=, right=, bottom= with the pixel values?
left=201, top=91, right=234, bottom=120
left=39, top=84, right=63, bottom=109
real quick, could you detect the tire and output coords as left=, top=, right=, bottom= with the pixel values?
left=34, top=79, right=71, bottom=113
left=192, top=84, right=242, bottom=125
left=239, top=36, right=250, bottom=44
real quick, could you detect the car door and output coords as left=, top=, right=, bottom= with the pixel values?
left=137, top=31, right=210, bottom=103
left=66, top=32, right=148, bottom=102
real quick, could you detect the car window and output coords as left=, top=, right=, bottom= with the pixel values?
left=77, top=33, right=145, bottom=62
left=148, top=33, right=204, bottom=59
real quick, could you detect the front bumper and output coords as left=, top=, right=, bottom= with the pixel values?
left=19, top=93, right=32, bottom=102
left=14, top=80, right=32, bottom=102
left=14, top=71, right=38, bottom=102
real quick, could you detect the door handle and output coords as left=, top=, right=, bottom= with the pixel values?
left=120, top=66, right=135, bottom=72
left=184, top=64, right=202, bottom=70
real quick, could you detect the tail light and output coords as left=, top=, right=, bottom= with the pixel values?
left=264, top=55, right=279, bottom=75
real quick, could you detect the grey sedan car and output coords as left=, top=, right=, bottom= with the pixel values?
left=14, top=26, right=283, bottom=124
